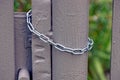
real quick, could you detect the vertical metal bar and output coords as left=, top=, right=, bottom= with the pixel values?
left=52, top=0, right=89, bottom=80
left=14, top=12, right=31, bottom=80
left=32, top=0, right=52, bottom=80
left=0, top=0, right=15, bottom=80
left=111, top=0, right=120, bottom=79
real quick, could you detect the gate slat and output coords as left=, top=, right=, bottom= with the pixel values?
left=52, top=0, right=89, bottom=80
left=111, top=0, right=120, bottom=79
left=32, top=0, right=52, bottom=80
left=0, top=0, right=15, bottom=80
left=14, top=13, right=31, bottom=80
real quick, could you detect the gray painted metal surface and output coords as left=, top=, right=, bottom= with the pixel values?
left=52, top=0, right=89, bottom=80
left=111, top=0, right=120, bottom=79
left=0, top=0, right=15, bottom=80
left=32, top=0, right=52, bottom=80
left=14, top=13, right=31, bottom=80
left=0, top=0, right=90, bottom=80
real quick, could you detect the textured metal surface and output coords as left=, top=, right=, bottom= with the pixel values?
left=52, top=0, right=89, bottom=80
left=32, top=0, right=51, bottom=80
left=0, top=0, right=15, bottom=80
left=14, top=12, right=32, bottom=80
left=111, top=0, right=120, bottom=79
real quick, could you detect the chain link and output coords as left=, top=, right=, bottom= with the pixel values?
left=26, top=10, right=94, bottom=55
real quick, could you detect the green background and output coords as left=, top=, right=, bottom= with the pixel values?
left=14, top=0, right=112, bottom=80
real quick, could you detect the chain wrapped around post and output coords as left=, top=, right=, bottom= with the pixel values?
left=26, top=10, right=94, bottom=55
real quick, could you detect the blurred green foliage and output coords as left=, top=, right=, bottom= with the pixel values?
left=14, top=0, right=112, bottom=80
left=14, top=0, right=31, bottom=12
left=89, top=0, right=112, bottom=80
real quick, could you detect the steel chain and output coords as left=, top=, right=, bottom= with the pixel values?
left=26, top=10, right=94, bottom=55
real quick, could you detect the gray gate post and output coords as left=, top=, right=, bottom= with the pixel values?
left=0, top=0, right=15, bottom=80
left=14, top=13, right=31, bottom=80
left=111, top=0, right=120, bottom=79
left=52, top=0, right=89, bottom=80
left=32, top=0, right=52, bottom=80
